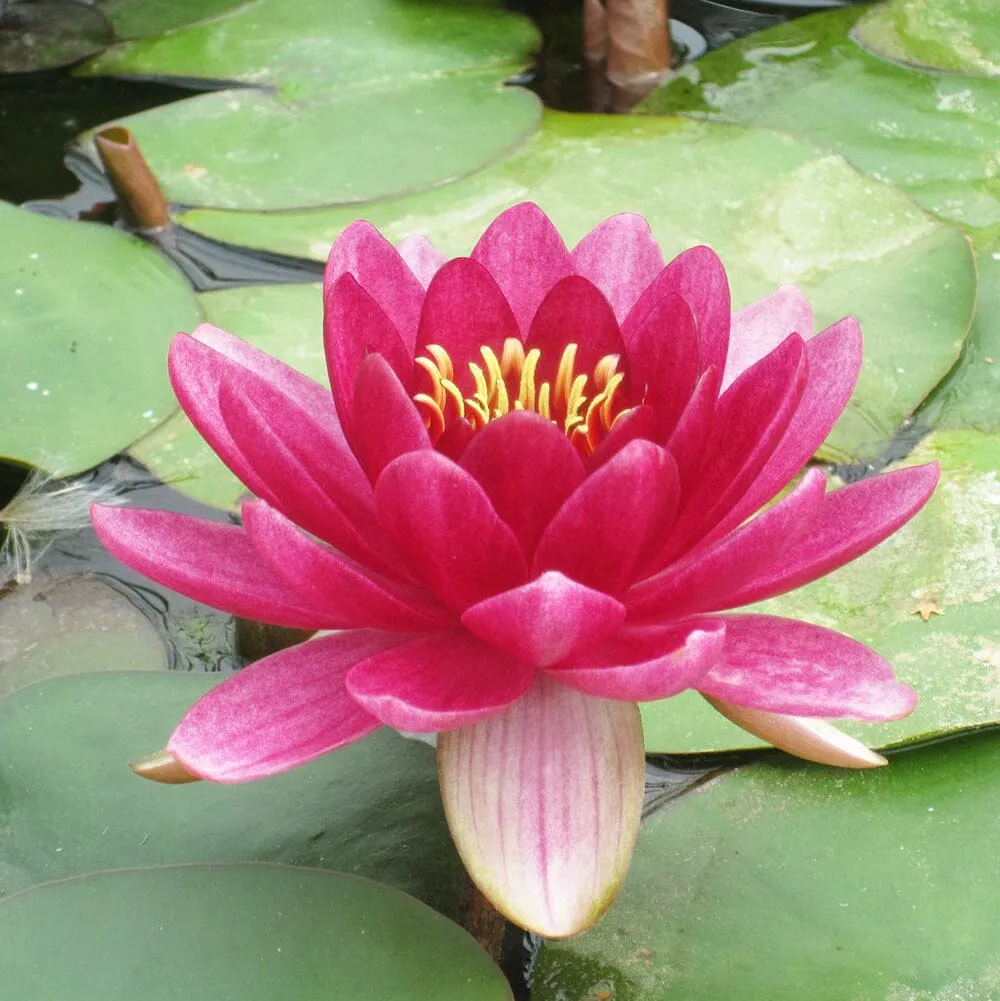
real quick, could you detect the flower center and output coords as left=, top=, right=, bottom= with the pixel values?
left=413, top=337, right=631, bottom=455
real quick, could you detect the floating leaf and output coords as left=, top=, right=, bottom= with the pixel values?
left=98, top=0, right=250, bottom=40
left=535, top=729, right=1000, bottom=1000
left=0, top=201, right=201, bottom=476
left=641, top=430, right=1000, bottom=753
left=0, top=864, right=511, bottom=1001
left=130, top=283, right=324, bottom=509
left=854, top=0, right=1000, bottom=78
left=178, top=112, right=975, bottom=463
left=637, top=7, right=1000, bottom=242
left=0, top=671, right=464, bottom=916
left=0, top=0, right=113, bottom=73
left=78, top=0, right=541, bottom=210
left=0, top=573, right=166, bottom=699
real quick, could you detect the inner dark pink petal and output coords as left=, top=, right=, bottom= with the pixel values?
left=460, top=411, right=586, bottom=560
left=470, top=202, right=574, bottom=337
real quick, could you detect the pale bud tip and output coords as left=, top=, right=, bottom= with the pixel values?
left=129, top=749, right=202, bottom=784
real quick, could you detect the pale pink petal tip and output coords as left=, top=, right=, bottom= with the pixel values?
left=437, top=675, right=645, bottom=938
left=704, top=696, right=888, bottom=769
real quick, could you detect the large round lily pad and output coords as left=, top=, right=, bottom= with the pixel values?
left=130, top=282, right=325, bottom=509
left=637, top=6, right=1000, bottom=242
left=0, top=864, right=511, bottom=1001
left=178, top=112, right=975, bottom=463
left=536, top=728, right=1000, bottom=999
left=77, top=0, right=541, bottom=210
left=642, top=429, right=1000, bottom=753
left=0, top=201, right=201, bottom=477
left=99, top=0, right=250, bottom=40
left=854, top=0, right=1000, bottom=78
left=0, top=671, right=465, bottom=916
left=0, top=572, right=166, bottom=699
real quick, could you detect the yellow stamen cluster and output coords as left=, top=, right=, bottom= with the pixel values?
left=414, top=337, right=630, bottom=455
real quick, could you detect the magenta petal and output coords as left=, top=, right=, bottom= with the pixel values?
left=189, top=323, right=336, bottom=421
left=534, top=440, right=678, bottom=594
left=724, top=286, right=815, bottom=391
left=703, top=317, right=862, bottom=546
left=664, top=367, right=720, bottom=494
left=375, top=450, right=528, bottom=612
left=550, top=619, right=725, bottom=701
left=460, top=411, right=586, bottom=559
left=91, top=505, right=342, bottom=629
left=624, top=245, right=731, bottom=380
left=416, top=258, right=519, bottom=388
left=351, top=354, right=431, bottom=482
left=462, top=572, right=626, bottom=668
left=587, top=404, right=657, bottom=470
left=698, top=615, right=917, bottom=720
left=723, top=463, right=940, bottom=608
left=241, top=500, right=453, bottom=632
left=437, top=674, right=645, bottom=937
left=470, top=202, right=574, bottom=336
left=346, top=629, right=534, bottom=731
left=323, top=274, right=414, bottom=436
left=396, top=233, right=446, bottom=288
left=168, top=632, right=396, bottom=782
left=627, top=467, right=827, bottom=619
left=525, top=276, right=626, bottom=386
left=324, top=220, right=425, bottom=348
left=571, top=213, right=665, bottom=321
left=625, top=292, right=700, bottom=442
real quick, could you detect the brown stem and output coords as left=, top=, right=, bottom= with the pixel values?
left=605, top=0, right=670, bottom=107
left=457, top=877, right=507, bottom=963
left=94, top=126, right=171, bottom=233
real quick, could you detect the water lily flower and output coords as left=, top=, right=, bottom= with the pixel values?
left=92, top=204, right=938, bottom=939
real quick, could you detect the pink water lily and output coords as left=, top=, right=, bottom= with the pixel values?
left=93, top=204, right=937, bottom=938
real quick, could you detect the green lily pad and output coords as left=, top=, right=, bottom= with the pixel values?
left=536, top=728, right=1000, bottom=999
left=0, top=671, right=465, bottom=916
left=0, top=864, right=511, bottom=1001
left=0, top=0, right=113, bottom=73
left=77, top=0, right=541, bottom=210
left=0, top=201, right=201, bottom=477
left=637, top=7, right=1000, bottom=243
left=130, top=282, right=325, bottom=509
left=99, top=0, right=250, bottom=40
left=854, top=0, right=1000, bottom=78
left=0, top=572, right=166, bottom=699
left=917, top=240, right=1000, bottom=433
left=178, top=112, right=975, bottom=463
left=641, top=429, right=1000, bottom=753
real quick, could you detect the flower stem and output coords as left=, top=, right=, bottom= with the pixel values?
left=94, top=126, right=171, bottom=234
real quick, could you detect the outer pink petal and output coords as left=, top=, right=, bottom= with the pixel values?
left=351, top=354, right=431, bottom=483
left=217, top=371, right=398, bottom=577
left=724, top=286, right=814, bottom=391
left=461, top=572, right=626, bottom=668
left=375, top=450, right=527, bottom=612
left=437, top=674, right=645, bottom=938
left=627, top=467, right=827, bottom=619
left=534, top=439, right=678, bottom=595
left=722, top=463, right=940, bottom=608
left=702, top=317, right=862, bottom=548
left=91, top=505, right=341, bottom=629
left=549, top=618, right=725, bottom=701
left=470, top=202, right=574, bottom=336
left=623, top=245, right=731, bottom=380
left=324, top=220, right=425, bottom=348
left=346, top=629, right=534, bottom=731
left=571, top=213, right=665, bottom=321
left=697, top=615, right=917, bottom=720
left=168, top=632, right=397, bottom=782
left=241, top=499, right=453, bottom=632
left=188, top=323, right=336, bottom=422
left=525, top=275, right=626, bottom=386
left=658, top=334, right=807, bottom=562
left=459, top=411, right=586, bottom=559
left=323, top=274, right=414, bottom=438
left=396, top=233, right=446, bottom=288
left=416, top=258, right=519, bottom=390
left=625, top=292, right=700, bottom=442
